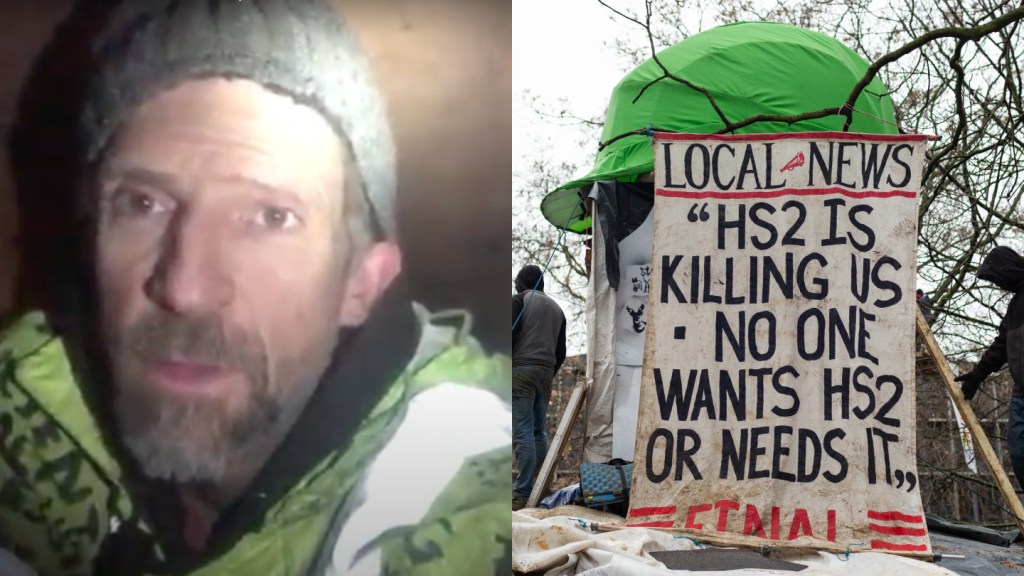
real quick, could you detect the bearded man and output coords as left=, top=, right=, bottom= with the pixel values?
left=0, top=1, right=511, bottom=575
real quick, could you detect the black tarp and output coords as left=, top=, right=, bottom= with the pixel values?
left=588, top=180, right=654, bottom=290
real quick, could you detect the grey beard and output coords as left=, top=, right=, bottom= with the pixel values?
left=119, top=395, right=283, bottom=483
left=104, top=306, right=343, bottom=486
left=114, top=362, right=324, bottom=485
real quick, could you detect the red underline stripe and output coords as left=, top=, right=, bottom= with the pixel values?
left=867, top=511, right=924, bottom=523
left=629, top=506, right=678, bottom=517
left=653, top=131, right=932, bottom=143
left=626, top=521, right=675, bottom=528
left=869, top=523, right=928, bottom=536
left=870, top=540, right=929, bottom=552
left=656, top=187, right=917, bottom=200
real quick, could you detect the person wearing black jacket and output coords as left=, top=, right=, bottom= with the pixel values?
left=955, top=246, right=1024, bottom=489
left=512, top=265, right=566, bottom=510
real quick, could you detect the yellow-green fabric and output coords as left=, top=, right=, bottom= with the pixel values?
left=0, top=311, right=511, bottom=576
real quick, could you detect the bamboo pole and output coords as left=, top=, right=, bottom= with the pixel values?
left=915, top=306, right=1024, bottom=536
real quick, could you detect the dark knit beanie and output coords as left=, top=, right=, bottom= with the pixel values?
left=78, top=0, right=397, bottom=237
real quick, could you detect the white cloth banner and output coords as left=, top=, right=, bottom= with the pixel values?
left=629, top=132, right=932, bottom=556
left=512, top=508, right=959, bottom=576
left=612, top=366, right=643, bottom=460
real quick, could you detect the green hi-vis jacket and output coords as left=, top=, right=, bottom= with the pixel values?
left=0, top=307, right=512, bottom=576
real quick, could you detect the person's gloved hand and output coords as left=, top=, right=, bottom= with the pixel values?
left=954, top=372, right=984, bottom=400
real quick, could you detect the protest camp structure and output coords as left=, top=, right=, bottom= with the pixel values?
left=536, top=22, right=950, bottom=554
left=541, top=21, right=901, bottom=465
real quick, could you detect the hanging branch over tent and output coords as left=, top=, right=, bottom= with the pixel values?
left=585, top=1, right=1024, bottom=350
left=597, top=0, right=732, bottom=129
left=838, top=6, right=1024, bottom=130
left=596, top=0, right=1024, bottom=148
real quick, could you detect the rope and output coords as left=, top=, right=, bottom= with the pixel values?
left=759, top=544, right=782, bottom=558
left=598, top=110, right=916, bottom=157
left=837, top=541, right=864, bottom=561
left=512, top=193, right=585, bottom=333
left=672, top=535, right=704, bottom=549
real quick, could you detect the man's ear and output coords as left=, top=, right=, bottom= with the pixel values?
left=338, top=241, right=403, bottom=327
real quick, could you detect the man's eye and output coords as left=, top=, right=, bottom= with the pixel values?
left=254, top=206, right=301, bottom=230
left=109, top=188, right=169, bottom=218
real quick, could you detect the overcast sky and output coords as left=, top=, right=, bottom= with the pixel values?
left=512, top=1, right=714, bottom=354
left=513, top=1, right=637, bottom=355
left=513, top=0, right=624, bottom=180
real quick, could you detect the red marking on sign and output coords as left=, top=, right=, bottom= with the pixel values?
left=827, top=510, right=836, bottom=543
left=656, top=188, right=917, bottom=201
left=743, top=505, right=766, bottom=538
left=685, top=504, right=713, bottom=530
left=870, top=540, right=928, bottom=552
left=786, top=509, right=813, bottom=540
left=629, top=506, right=677, bottom=517
left=654, top=131, right=934, bottom=143
left=627, top=521, right=675, bottom=528
left=770, top=506, right=781, bottom=540
left=780, top=152, right=805, bottom=173
left=715, top=500, right=739, bottom=531
left=867, top=511, right=924, bottom=524
left=869, top=523, right=928, bottom=537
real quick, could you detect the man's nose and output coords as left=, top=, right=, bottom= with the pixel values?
left=144, top=211, right=234, bottom=314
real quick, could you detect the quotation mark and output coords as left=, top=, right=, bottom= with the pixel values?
left=688, top=203, right=710, bottom=222
left=894, top=470, right=917, bottom=492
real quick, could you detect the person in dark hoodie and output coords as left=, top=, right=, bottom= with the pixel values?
left=955, top=246, right=1024, bottom=489
left=0, top=1, right=512, bottom=575
left=512, top=265, right=566, bottom=510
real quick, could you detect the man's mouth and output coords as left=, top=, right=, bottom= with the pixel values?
left=146, top=359, right=236, bottom=392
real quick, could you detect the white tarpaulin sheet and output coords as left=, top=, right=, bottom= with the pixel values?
left=584, top=209, right=617, bottom=463
left=612, top=209, right=654, bottom=460
left=614, top=213, right=655, bottom=366
left=512, top=506, right=959, bottom=575
left=629, top=132, right=933, bottom=556
left=583, top=180, right=656, bottom=462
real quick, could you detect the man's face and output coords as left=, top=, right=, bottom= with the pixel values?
left=94, top=78, right=380, bottom=482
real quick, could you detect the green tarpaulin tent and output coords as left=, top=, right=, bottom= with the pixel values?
left=540, top=21, right=899, bottom=233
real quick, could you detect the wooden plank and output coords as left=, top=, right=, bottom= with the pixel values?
left=916, top=306, right=1024, bottom=535
left=527, top=380, right=587, bottom=508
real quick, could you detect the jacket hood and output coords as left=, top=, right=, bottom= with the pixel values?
left=978, top=246, right=1024, bottom=292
